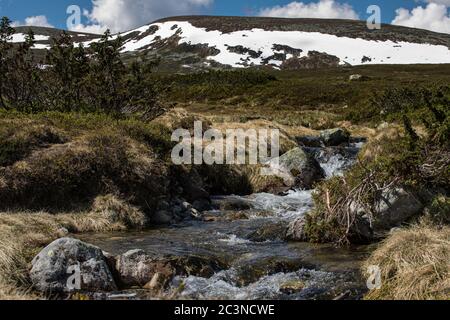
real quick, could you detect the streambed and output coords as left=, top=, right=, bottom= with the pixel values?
left=79, top=142, right=371, bottom=300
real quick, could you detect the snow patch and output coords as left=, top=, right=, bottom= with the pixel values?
left=11, top=33, right=50, bottom=42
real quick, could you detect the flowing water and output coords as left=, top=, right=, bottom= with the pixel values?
left=81, top=142, right=371, bottom=300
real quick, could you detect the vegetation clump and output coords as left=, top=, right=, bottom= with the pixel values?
left=0, top=17, right=164, bottom=118
left=304, top=90, right=449, bottom=245
left=363, top=223, right=449, bottom=300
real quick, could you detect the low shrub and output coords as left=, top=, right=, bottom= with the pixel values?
left=305, top=106, right=449, bottom=244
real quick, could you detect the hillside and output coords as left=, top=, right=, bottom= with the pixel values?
left=11, top=26, right=101, bottom=61
left=9, top=16, right=450, bottom=71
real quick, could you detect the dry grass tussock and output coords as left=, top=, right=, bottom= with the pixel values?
left=363, top=223, right=450, bottom=300
left=0, top=129, right=168, bottom=212
left=0, top=194, right=147, bottom=299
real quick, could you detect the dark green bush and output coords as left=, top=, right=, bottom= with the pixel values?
left=0, top=18, right=164, bottom=119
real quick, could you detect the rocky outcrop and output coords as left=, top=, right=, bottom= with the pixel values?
left=281, top=51, right=340, bottom=70
left=266, top=147, right=325, bottom=190
left=30, top=238, right=117, bottom=293
left=272, top=44, right=303, bottom=57
left=226, top=45, right=262, bottom=59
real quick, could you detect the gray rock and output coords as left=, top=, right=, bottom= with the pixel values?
left=285, top=216, right=308, bottom=241
left=30, top=238, right=117, bottom=293
left=188, top=207, right=202, bottom=219
left=192, top=199, right=212, bottom=212
left=212, top=196, right=253, bottom=211
left=152, top=210, right=172, bottom=225
left=320, top=128, right=350, bottom=146
left=348, top=217, right=373, bottom=243
left=248, top=222, right=288, bottom=242
left=181, top=201, right=193, bottom=211
left=115, top=250, right=225, bottom=288
left=115, top=250, right=170, bottom=287
left=372, top=187, right=423, bottom=230
left=268, top=147, right=325, bottom=190
left=347, top=187, right=423, bottom=242
left=349, top=74, right=363, bottom=81
left=171, top=205, right=184, bottom=216
left=296, top=136, right=322, bottom=148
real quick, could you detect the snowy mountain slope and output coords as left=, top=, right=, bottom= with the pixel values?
left=9, top=16, right=450, bottom=70
left=116, top=20, right=450, bottom=69
left=9, top=26, right=100, bottom=60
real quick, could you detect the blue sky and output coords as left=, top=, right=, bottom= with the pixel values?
left=1, top=0, right=449, bottom=34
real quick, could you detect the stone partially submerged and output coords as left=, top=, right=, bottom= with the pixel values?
left=266, top=147, right=325, bottom=190
left=115, top=249, right=227, bottom=288
left=319, top=129, right=350, bottom=147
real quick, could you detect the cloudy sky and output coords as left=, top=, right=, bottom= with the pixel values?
left=1, top=0, right=449, bottom=34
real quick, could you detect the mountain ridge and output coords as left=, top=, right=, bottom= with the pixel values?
left=9, top=16, right=450, bottom=71
left=154, top=16, right=450, bottom=46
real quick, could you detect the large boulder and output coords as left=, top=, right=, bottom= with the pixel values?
left=319, top=129, right=350, bottom=147
left=372, top=187, right=424, bottom=230
left=348, top=187, right=423, bottom=242
left=30, top=238, right=117, bottom=293
left=267, top=147, right=325, bottom=190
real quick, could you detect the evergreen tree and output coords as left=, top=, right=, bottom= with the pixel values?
left=5, top=28, right=41, bottom=112
left=0, top=17, right=15, bottom=109
left=125, top=56, right=163, bottom=120
left=45, top=31, right=89, bottom=111
left=0, top=17, right=164, bottom=119
left=88, top=30, right=126, bottom=115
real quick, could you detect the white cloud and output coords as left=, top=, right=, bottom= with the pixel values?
left=392, top=3, right=450, bottom=34
left=71, top=0, right=213, bottom=34
left=70, top=23, right=109, bottom=35
left=12, top=15, right=54, bottom=28
left=257, top=0, right=359, bottom=20
left=425, top=0, right=450, bottom=5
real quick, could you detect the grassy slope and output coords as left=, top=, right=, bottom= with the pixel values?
left=160, top=64, right=450, bottom=125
